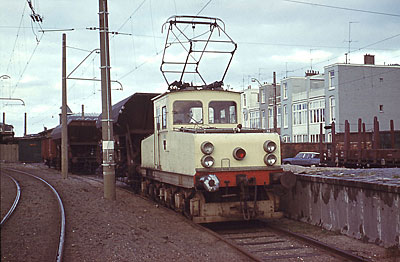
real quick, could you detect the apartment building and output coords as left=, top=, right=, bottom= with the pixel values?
left=241, top=85, right=260, bottom=128
left=259, top=83, right=281, bottom=132
left=280, top=71, right=325, bottom=142
left=241, top=55, right=400, bottom=142
left=324, top=55, right=400, bottom=141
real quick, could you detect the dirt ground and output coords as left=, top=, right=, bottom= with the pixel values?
left=1, top=163, right=251, bottom=262
left=1, top=162, right=399, bottom=262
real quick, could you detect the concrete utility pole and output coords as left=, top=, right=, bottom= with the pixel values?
left=273, top=72, right=277, bottom=133
left=61, top=33, right=68, bottom=179
left=98, top=0, right=116, bottom=200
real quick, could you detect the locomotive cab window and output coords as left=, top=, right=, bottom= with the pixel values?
left=173, top=101, right=203, bottom=125
left=162, top=106, right=167, bottom=129
left=208, top=101, right=237, bottom=124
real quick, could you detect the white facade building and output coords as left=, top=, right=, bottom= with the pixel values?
left=324, top=56, right=400, bottom=140
left=241, top=85, right=260, bottom=128
left=280, top=71, right=325, bottom=143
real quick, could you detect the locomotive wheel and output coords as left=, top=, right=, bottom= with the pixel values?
left=154, top=185, right=160, bottom=203
left=165, top=188, right=173, bottom=208
left=148, top=184, right=155, bottom=200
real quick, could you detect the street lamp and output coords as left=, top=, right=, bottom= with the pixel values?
left=251, top=77, right=261, bottom=86
left=0, top=75, right=11, bottom=79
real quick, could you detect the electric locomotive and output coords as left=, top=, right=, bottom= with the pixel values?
left=140, top=86, right=295, bottom=223
left=138, top=16, right=295, bottom=223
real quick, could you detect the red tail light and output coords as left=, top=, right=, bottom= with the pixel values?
left=233, top=147, right=246, bottom=160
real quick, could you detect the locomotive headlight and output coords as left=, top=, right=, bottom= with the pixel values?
left=264, top=154, right=277, bottom=166
left=263, top=140, right=277, bottom=153
left=200, top=141, right=214, bottom=155
left=201, top=155, right=215, bottom=168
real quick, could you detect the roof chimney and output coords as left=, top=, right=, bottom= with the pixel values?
left=364, top=54, right=375, bottom=65
left=305, top=70, right=319, bottom=77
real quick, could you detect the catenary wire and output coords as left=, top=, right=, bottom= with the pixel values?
left=282, top=0, right=400, bottom=18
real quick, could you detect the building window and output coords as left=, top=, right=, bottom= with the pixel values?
left=268, top=107, right=273, bottom=129
left=162, top=106, right=167, bottom=129
left=277, top=106, right=281, bottom=128
left=292, top=102, right=307, bottom=125
left=328, top=70, right=335, bottom=89
left=243, top=94, right=247, bottom=107
left=283, top=83, right=288, bottom=99
left=309, top=100, right=325, bottom=124
left=261, top=110, right=266, bottom=129
left=156, top=107, right=160, bottom=129
left=249, top=110, right=260, bottom=128
left=283, top=105, right=288, bottom=128
left=329, top=96, right=335, bottom=124
left=379, top=105, right=384, bottom=113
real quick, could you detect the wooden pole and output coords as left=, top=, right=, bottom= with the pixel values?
left=331, top=122, right=336, bottom=165
left=344, top=120, right=350, bottom=163
left=358, top=118, right=362, bottom=164
left=390, top=120, right=395, bottom=149
left=319, top=123, right=323, bottom=163
left=273, top=72, right=277, bottom=133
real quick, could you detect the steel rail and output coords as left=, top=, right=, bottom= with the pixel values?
left=0, top=174, right=21, bottom=227
left=6, top=168, right=66, bottom=262
left=265, top=222, right=372, bottom=262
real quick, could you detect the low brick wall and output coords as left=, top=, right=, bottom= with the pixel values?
left=280, top=174, right=400, bottom=248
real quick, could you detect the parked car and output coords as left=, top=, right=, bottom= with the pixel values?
left=282, top=152, right=320, bottom=166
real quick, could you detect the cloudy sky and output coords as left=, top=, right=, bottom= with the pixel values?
left=1, top=0, right=399, bottom=136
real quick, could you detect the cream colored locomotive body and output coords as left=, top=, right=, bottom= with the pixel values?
left=141, top=89, right=291, bottom=223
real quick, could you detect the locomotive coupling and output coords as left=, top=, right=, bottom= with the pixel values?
left=199, top=174, right=220, bottom=192
left=270, top=171, right=296, bottom=189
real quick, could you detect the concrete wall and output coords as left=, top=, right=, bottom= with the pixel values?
left=0, top=144, right=18, bottom=162
left=281, top=174, right=400, bottom=248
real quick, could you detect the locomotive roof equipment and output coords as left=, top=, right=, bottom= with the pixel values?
left=160, top=15, right=237, bottom=90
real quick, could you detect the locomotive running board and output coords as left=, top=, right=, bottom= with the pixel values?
left=140, top=168, right=194, bottom=188
left=190, top=199, right=283, bottom=224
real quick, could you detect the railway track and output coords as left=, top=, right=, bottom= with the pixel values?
left=76, top=175, right=373, bottom=261
left=0, top=174, right=21, bottom=227
left=204, top=220, right=371, bottom=262
left=1, top=168, right=66, bottom=262
left=77, top=175, right=378, bottom=261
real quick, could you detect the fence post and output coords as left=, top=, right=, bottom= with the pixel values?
left=332, top=122, right=336, bottom=165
